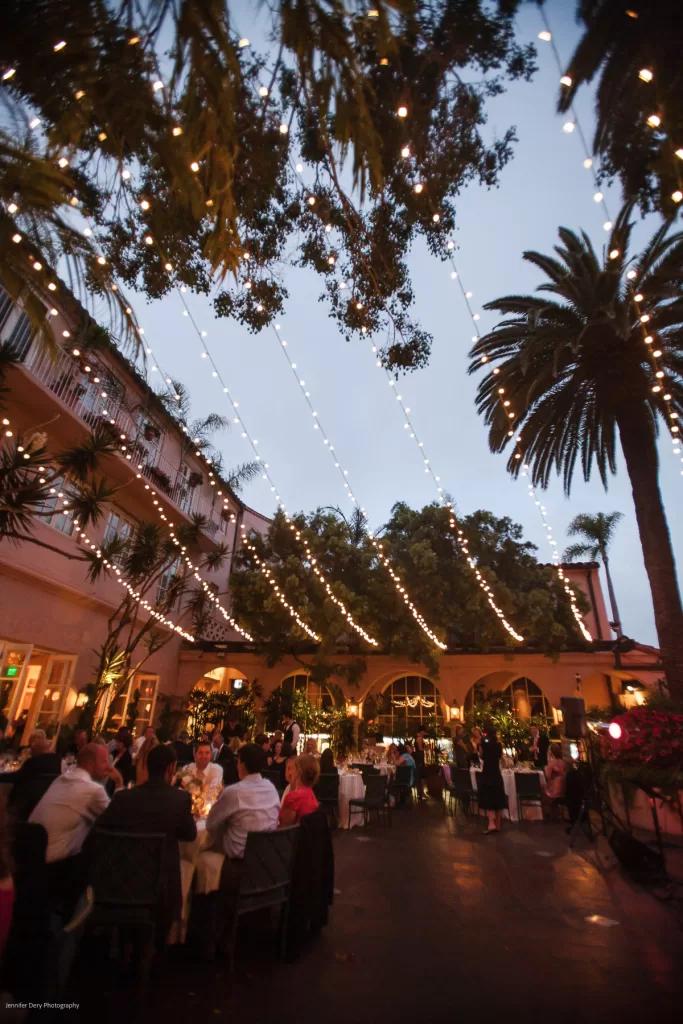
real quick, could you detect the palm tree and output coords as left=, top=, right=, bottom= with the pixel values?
left=158, top=379, right=259, bottom=492
left=468, top=205, right=683, bottom=697
left=557, top=0, right=681, bottom=216
left=564, top=512, right=624, bottom=638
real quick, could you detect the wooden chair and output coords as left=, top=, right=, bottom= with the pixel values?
left=348, top=774, right=390, bottom=828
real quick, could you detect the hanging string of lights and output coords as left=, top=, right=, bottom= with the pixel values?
left=536, top=7, right=682, bottom=480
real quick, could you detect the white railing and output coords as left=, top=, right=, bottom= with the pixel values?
left=19, top=339, right=229, bottom=540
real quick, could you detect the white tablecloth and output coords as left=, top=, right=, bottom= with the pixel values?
left=169, top=818, right=213, bottom=944
left=469, top=768, right=544, bottom=822
left=338, top=773, right=366, bottom=829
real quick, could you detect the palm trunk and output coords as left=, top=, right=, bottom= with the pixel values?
left=616, top=407, right=683, bottom=700
left=600, top=548, right=623, bottom=637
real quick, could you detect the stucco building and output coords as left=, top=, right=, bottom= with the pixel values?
left=0, top=281, right=663, bottom=743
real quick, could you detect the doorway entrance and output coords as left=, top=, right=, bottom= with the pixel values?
left=0, top=640, right=76, bottom=744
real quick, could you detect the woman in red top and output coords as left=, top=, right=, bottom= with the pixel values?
left=279, top=754, right=320, bottom=826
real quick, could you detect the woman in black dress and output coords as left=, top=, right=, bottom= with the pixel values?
left=477, top=725, right=506, bottom=834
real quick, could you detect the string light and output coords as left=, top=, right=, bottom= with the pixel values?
left=241, top=531, right=320, bottom=641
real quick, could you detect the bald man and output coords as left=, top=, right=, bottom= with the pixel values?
left=30, top=743, right=123, bottom=863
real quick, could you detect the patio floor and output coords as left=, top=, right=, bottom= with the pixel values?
left=70, top=798, right=683, bottom=1022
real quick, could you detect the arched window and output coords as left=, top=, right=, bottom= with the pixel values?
left=379, top=676, right=444, bottom=738
left=282, top=674, right=333, bottom=712
left=504, top=678, right=551, bottom=720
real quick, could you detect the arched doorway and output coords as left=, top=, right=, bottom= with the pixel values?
left=195, top=666, right=249, bottom=695
left=465, top=675, right=552, bottom=721
left=378, top=675, right=445, bottom=739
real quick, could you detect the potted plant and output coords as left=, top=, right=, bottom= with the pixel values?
left=143, top=422, right=161, bottom=442
left=148, top=465, right=172, bottom=490
left=188, top=470, right=203, bottom=488
left=220, top=508, right=233, bottom=522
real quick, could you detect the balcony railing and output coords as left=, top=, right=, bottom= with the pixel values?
left=18, top=338, right=231, bottom=541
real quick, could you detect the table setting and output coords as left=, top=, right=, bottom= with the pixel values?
left=442, top=762, right=545, bottom=821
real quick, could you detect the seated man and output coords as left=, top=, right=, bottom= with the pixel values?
left=7, top=733, right=61, bottom=820
left=195, top=744, right=280, bottom=953
left=182, top=739, right=224, bottom=789
left=30, top=742, right=121, bottom=908
left=95, top=744, right=196, bottom=937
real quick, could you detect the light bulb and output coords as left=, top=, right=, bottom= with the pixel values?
left=165, top=262, right=173, bottom=271
left=140, top=199, right=150, bottom=210
left=33, top=261, right=42, bottom=270
left=11, top=233, right=21, bottom=243
left=48, top=283, right=56, bottom=292
left=414, top=183, right=423, bottom=194
left=58, top=158, right=69, bottom=168
left=562, top=122, right=575, bottom=133
left=560, top=75, right=572, bottom=87
left=259, top=86, right=268, bottom=97
left=627, top=270, right=637, bottom=280
left=121, top=169, right=131, bottom=180
left=634, top=293, right=644, bottom=302
left=190, top=161, right=199, bottom=172
left=29, top=117, right=41, bottom=129
left=672, top=191, right=683, bottom=203
left=238, top=38, right=250, bottom=47
left=583, top=158, right=593, bottom=169
left=54, top=41, right=66, bottom=51
left=647, top=114, right=661, bottom=127
left=307, top=196, right=315, bottom=206
left=609, top=249, right=620, bottom=259
left=603, top=221, right=613, bottom=231
left=152, top=80, right=163, bottom=91
left=640, top=314, right=650, bottom=323
left=432, top=213, right=440, bottom=223
left=279, top=123, right=288, bottom=134
left=538, top=30, right=551, bottom=41
left=2, top=69, right=16, bottom=81
left=638, top=69, right=653, bottom=82
left=593, top=191, right=603, bottom=202
left=144, top=235, right=153, bottom=245
left=397, top=106, right=408, bottom=118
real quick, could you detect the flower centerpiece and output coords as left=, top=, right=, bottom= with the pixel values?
left=175, top=765, right=221, bottom=819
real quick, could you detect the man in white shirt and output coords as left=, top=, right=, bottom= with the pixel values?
left=183, top=740, right=224, bottom=789
left=195, top=743, right=280, bottom=957
left=30, top=743, right=122, bottom=863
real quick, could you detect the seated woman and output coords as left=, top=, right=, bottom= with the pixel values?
left=386, top=742, right=399, bottom=764
left=396, top=744, right=416, bottom=785
left=542, top=744, right=567, bottom=818
left=279, top=754, right=320, bottom=826
left=319, top=748, right=337, bottom=775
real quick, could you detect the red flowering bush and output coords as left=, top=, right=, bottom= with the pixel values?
left=603, top=708, right=683, bottom=770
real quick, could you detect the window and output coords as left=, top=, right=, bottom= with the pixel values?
left=503, top=678, right=552, bottom=720
left=41, top=476, right=76, bottom=536
left=282, top=674, right=333, bottom=712
left=0, top=286, right=14, bottom=333
left=378, top=676, right=444, bottom=738
left=157, top=556, right=181, bottom=605
left=103, top=511, right=135, bottom=565
left=6, top=311, right=32, bottom=361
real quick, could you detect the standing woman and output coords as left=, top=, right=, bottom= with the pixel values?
left=135, top=732, right=158, bottom=786
left=468, top=726, right=482, bottom=767
left=477, top=724, right=506, bottom=834
left=413, top=726, right=428, bottom=802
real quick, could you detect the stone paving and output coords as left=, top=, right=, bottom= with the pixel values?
left=71, top=800, right=683, bottom=1023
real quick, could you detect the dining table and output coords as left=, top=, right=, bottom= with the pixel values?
left=170, top=817, right=213, bottom=944
left=338, top=770, right=366, bottom=829
left=442, top=763, right=545, bottom=822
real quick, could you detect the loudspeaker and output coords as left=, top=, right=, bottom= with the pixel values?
left=560, top=696, right=587, bottom=738
left=608, top=827, right=665, bottom=884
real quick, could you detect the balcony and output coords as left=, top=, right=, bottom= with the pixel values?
left=15, top=337, right=232, bottom=542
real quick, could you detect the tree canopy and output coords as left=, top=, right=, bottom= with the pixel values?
left=229, top=501, right=591, bottom=684
left=0, top=0, right=536, bottom=369
left=558, top=0, right=683, bottom=217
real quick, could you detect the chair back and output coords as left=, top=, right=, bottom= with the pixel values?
left=350, top=763, right=365, bottom=772
left=43, top=887, right=94, bottom=1001
left=314, top=772, right=340, bottom=802
left=10, top=774, right=59, bottom=822
left=239, top=826, right=300, bottom=913
left=360, top=765, right=380, bottom=780
left=453, top=768, right=475, bottom=793
left=89, top=829, right=166, bottom=907
left=12, top=820, right=47, bottom=876
left=364, top=774, right=388, bottom=801
left=514, top=772, right=543, bottom=799
left=393, top=765, right=413, bottom=786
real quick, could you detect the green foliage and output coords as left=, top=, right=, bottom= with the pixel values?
left=558, top=0, right=683, bottom=216
left=564, top=512, right=623, bottom=563
left=185, top=681, right=262, bottom=739
left=464, top=700, right=532, bottom=752
left=231, top=503, right=591, bottom=688
left=0, top=0, right=536, bottom=369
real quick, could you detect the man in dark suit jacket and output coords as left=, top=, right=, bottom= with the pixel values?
left=7, top=735, right=61, bottom=819
left=211, top=730, right=238, bottom=786
left=94, top=744, right=196, bottom=936
left=171, top=731, right=194, bottom=764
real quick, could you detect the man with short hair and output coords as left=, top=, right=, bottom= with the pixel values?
left=7, top=733, right=61, bottom=819
left=95, top=744, right=196, bottom=937
left=30, top=743, right=121, bottom=863
left=195, top=744, right=280, bottom=955
left=183, top=740, right=224, bottom=789
left=282, top=712, right=300, bottom=752
left=67, top=728, right=89, bottom=757
left=211, top=729, right=237, bottom=785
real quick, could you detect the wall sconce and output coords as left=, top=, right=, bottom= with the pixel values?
left=233, top=679, right=244, bottom=690
left=348, top=703, right=358, bottom=716
left=75, top=691, right=88, bottom=708
left=450, top=705, right=460, bottom=720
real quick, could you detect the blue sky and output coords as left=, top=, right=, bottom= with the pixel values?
left=129, top=1, right=681, bottom=648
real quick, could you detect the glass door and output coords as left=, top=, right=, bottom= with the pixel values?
left=0, top=643, right=35, bottom=729
left=132, top=676, right=159, bottom=734
left=27, top=656, right=76, bottom=743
